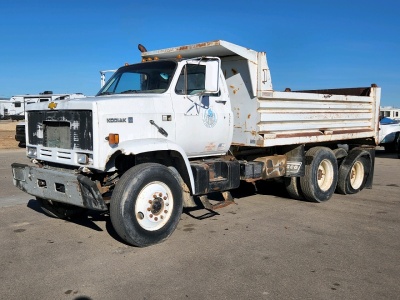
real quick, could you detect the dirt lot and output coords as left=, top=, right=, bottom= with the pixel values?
left=0, top=121, right=21, bottom=149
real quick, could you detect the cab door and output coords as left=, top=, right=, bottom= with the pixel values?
left=172, top=61, right=232, bottom=158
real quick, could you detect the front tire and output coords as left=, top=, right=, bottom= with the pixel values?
left=300, top=147, right=338, bottom=203
left=110, top=163, right=183, bottom=247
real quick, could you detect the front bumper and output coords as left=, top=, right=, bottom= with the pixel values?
left=11, top=163, right=107, bottom=211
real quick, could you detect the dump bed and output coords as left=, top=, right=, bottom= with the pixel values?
left=142, top=40, right=381, bottom=147
left=255, top=87, right=380, bottom=147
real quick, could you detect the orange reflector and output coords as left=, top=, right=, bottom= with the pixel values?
left=177, top=54, right=182, bottom=59
left=154, top=56, right=159, bottom=60
left=108, top=133, right=119, bottom=145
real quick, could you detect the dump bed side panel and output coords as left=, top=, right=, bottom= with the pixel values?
left=253, top=87, right=381, bottom=147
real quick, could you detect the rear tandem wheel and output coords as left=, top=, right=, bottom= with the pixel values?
left=300, top=147, right=338, bottom=203
left=336, top=149, right=371, bottom=195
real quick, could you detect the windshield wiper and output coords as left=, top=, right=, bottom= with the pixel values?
left=120, top=90, right=139, bottom=94
left=98, top=91, right=115, bottom=96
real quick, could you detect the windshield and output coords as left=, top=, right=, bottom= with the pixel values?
left=97, top=60, right=177, bottom=96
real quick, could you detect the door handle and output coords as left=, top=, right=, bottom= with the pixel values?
left=150, top=120, right=168, bottom=137
left=215, top=100, right=227, bottom=104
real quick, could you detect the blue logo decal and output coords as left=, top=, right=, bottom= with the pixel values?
left=203, top=108, right=217, bottom=128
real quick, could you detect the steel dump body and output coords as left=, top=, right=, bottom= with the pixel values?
left=256, top=88, right=380, bottom=147
left=143, top=40, right=381, bottom=148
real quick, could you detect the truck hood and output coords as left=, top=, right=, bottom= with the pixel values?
left=25, top=93, right=168, bottom=112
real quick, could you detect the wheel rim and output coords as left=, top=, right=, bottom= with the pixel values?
left=350, top=160, right=364, bottom=189
left=317, top=159, right=334, bottom=191
left=135, top=181, right=173, bottom=231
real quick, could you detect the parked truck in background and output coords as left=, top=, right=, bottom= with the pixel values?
left=378, top=117, right=400, bottom=153
left=11, top=40, right=381, bottom=247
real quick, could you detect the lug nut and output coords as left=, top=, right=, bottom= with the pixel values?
left=149, top=214, right=153, bottom=218
left=154, top=217, right=158, bottom=221
left=163, top=196, right=167, bottom=200
left=159, top=193, right=162, bottom=197
left=164, top=210, right=168, bottom=214
left=148, top=200, right=153, bottom=204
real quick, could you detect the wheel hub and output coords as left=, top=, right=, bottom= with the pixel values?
left=318, top=169, right=325, bottom=181
left=151, top=196, right=164, bottom=215
left=135, top=181, right=173, bottom=231
left=350, top=160, right=364, bottom=189
left=318, top=159, right=334, bottom=191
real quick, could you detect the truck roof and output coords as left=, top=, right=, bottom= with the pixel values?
left=141, top=40, right=259, bottom=63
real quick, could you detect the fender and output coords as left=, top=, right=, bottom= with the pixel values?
left=105, top=138, right=196, bottom=193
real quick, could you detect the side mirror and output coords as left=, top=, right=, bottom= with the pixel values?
left=205, top=59, right=220, bottom=93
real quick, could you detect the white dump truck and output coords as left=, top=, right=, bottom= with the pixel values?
left=12, top=40, right=381, bottom=247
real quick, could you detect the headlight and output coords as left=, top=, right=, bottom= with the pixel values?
left=77, top=153, right=89, bottom=164
left=27, top=147, right=37, bottom=158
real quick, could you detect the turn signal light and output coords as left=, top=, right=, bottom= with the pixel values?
left=107, top=133, right=119, bottom=145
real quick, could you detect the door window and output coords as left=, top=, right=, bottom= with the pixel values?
left=175, top=64, right=205, bottom=95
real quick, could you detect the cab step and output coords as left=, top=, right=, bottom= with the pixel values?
left=199, top=191, right=236, bottom=210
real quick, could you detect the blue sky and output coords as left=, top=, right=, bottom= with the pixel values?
left=0, top=0, right=399, bottom=107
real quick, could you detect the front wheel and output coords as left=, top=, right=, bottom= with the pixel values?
left=300, top=147, right=338, bottom=203
left=110, top=163, right=183, bottom=247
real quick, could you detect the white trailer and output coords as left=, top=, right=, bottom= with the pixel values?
left=6, top=91, right=85, bottom=120
left=0, top=100, right=10, bottom=119
left=12, top=40, right=380, bottom=247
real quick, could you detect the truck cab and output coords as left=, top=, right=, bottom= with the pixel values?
left=96, top=57, right=232, bottom=160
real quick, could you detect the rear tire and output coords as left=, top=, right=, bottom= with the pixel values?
left=300, top=147, right=338, bottom=202
left=284, top=177, right=304, bottom=200
left=333, top=147, right=347, bottom=162
left=110, top=163, right=183, bottom=247
left=336, top=150, right=370, bottom=194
